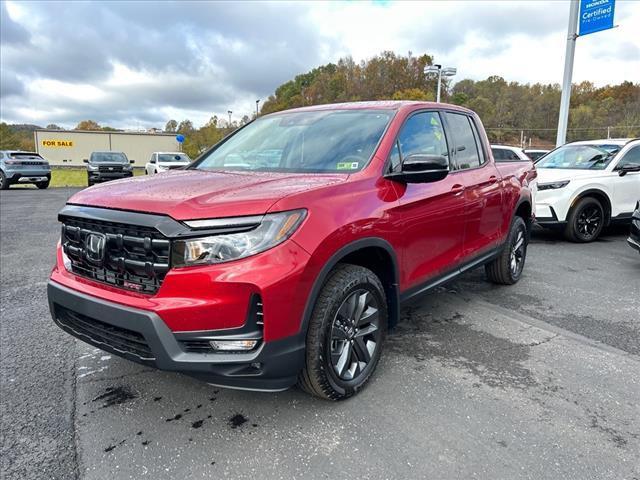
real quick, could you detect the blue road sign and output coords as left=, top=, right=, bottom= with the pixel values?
left=176, top=134, right=185, bottom=143
left=579, top=0, right=615, bottom=36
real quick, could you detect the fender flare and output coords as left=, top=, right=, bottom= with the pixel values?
left=298, top=237, right=401, bottom=337
left=568, top=188, right=613, bottom=225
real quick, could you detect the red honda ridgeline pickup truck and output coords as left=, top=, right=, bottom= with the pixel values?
left=48, top=101, right=536, bottom=400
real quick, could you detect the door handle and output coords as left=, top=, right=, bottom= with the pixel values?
left=451, top=184, right=464, bottom=195
left=488, top=175, right=498, bottom=184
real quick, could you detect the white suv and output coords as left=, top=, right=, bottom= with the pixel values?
left=535, top=139, right=640, bottom=242
left=145, top=152, right=191, bottom=175
left=491, top=145, right=531, bottom=162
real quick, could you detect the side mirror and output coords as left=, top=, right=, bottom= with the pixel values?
left=387, top=154, right=449, bottom=183
left=83, top=159, right=89, bottom=163
left=616, top=164, right=640, bottom=176
left=129, top=159, right=135, bottom=164
left=150, top=159, right=156, bottom=164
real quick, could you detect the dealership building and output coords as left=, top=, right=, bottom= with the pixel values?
left=34, top=129, right=180, bottom=167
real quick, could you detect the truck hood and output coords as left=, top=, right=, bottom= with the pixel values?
left=68, top=170, right=347, bottom=220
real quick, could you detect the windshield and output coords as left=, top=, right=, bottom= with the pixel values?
left=158, top=153, right=190, bottom=163
left=192, top=109, right=393, bottom=173
left=91, top=152, right=127, bottom=163
left=536, top=144, right=619, bottom=170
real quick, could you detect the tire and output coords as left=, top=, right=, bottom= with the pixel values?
left=0, top=171, right=9, bottom=190
left=564, top=197, right=604, bottom=243
left=298, top=264, right=387, bottom=400
left=87, top=173, right=93, bottom=187
left=485, top=216, right=528, bottom=285
left=36, top=180, right=49, bottom=189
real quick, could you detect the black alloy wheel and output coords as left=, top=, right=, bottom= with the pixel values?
left=328, top=289, right=382, bottom=381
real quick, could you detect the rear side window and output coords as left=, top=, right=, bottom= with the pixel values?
left=389, top=111, right=449, bottom=172
left=492, top=147, right=521, bottom=162
left=445, top=113, right=482, bottom=170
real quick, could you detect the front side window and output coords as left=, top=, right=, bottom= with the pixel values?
left=389, top=111, right=448, bottom=172
left=193, top=110, right=393, bottom=173
left=537, top=145, right=617, bottom=170
left=615, top=145, right=640, bottom=169
left=445, top=113, right=482, bottom=170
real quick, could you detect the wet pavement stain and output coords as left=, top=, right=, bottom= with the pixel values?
left=228, top=413, right=248, bottom=429
left=191, top=420, right=204, bottom=429
left=165, top=413, right=182, bottom=422
left=91, top=386, right=137, bottom=408
left=389, top=308, right=538, bottom=390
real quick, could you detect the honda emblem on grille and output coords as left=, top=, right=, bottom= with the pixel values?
left=85, top=233, right=106, bottom=264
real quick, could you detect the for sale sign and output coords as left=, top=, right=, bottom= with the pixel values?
left=579, top=0, right=615, bottom=36
left=41, top=139, right=74, bottom=148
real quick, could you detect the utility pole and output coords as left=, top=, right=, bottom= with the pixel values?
left=556, top=0, right=579, bottom=147
left=227, top=110, right=232, bottom=126
left=256, top=99, right=260, bottom=117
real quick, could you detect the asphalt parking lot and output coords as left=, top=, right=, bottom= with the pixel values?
left=1, top=187, right=639, bottom=480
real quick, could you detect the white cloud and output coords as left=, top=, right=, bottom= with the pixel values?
left=1, top=0, right=638, bottom=129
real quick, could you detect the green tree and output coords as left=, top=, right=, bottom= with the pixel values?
left=165, top=119, right=178, bottom=132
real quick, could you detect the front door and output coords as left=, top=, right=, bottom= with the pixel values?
left=387, top=111, right=467, bottom=290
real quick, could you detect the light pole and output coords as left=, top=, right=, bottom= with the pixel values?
left=424, top=64, right=457, bottom=103
left=227, top=110, right=232, bottom=126
left=256, top=99, right=260, bottom=117
left=556, top=0, right=579, bottom=147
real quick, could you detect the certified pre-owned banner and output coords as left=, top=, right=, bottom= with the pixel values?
left=579, top=0, right=615, bottom=36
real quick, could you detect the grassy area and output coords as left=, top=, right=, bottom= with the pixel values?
left=49, top=167, right=144, bottom=188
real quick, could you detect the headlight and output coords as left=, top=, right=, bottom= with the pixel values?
left=172, top=209, right=307, bottom=267
left=124, top=164, right=133, bottom=170
left=87, top=163, right=99, bottom=171
left=538, top=180, right=570, bottom=191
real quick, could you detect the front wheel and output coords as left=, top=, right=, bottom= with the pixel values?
left=485, top=216, right=528, bottom=285
left=299, top=264, right=387, bottom=400
left=564, top=197, right=604, bottom=242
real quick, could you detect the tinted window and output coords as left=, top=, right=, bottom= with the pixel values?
left=90, top=152, right=128, bottom=163
left=445, top=113, right=481, bottom=169
left=195, top=110, right=392, bottom=173
left=389, top=111, right=448, bottom=173
left=158, top=153, right=190, bottom=163
left=617, top=145, right=640, bottom=168
left=492, top=147, right=520, bottom=162
left=470, top=120, right=487, bottom=165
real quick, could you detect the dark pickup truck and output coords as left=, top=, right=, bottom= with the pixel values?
left=84, top=151, right=134, bottom=186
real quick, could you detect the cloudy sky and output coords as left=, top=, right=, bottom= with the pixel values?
left=1, top=0, right=638, bottom=130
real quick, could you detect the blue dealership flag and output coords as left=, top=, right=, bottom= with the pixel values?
left=579, top=0, right=615, bottom=36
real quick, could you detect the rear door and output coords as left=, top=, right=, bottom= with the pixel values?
left=388, top=110, right=467, bottom=289
left=444, top=112, right=504, bottom=258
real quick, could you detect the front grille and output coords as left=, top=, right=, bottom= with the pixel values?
left=98, top=165, right=123, bottom=172
left=61, top=216, right=170, bottom=294
left=54, top=305, right=155, bottom=361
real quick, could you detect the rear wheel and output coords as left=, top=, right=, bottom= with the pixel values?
left=299, top=264, right=387, bottom=400
left=485, top=216, right=528, bottom=285
left=36, top=180, right=49, bottom=189
left=564, top=197, right=604, bottom=242
left=0, top=171, right=9, bottom=190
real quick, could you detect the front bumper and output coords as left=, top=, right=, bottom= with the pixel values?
left=88, top=171, right=133, bottom=182
left=48, top=281, right=305, bottom=391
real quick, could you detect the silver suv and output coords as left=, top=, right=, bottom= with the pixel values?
left=0, top=151, right=51, bottom=189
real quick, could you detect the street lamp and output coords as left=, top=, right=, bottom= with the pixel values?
left=227, top=110, right=232, bottom=126
left=256, top=99, right=260, bottom=117
left=424, top=64, right=457, bottom=103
